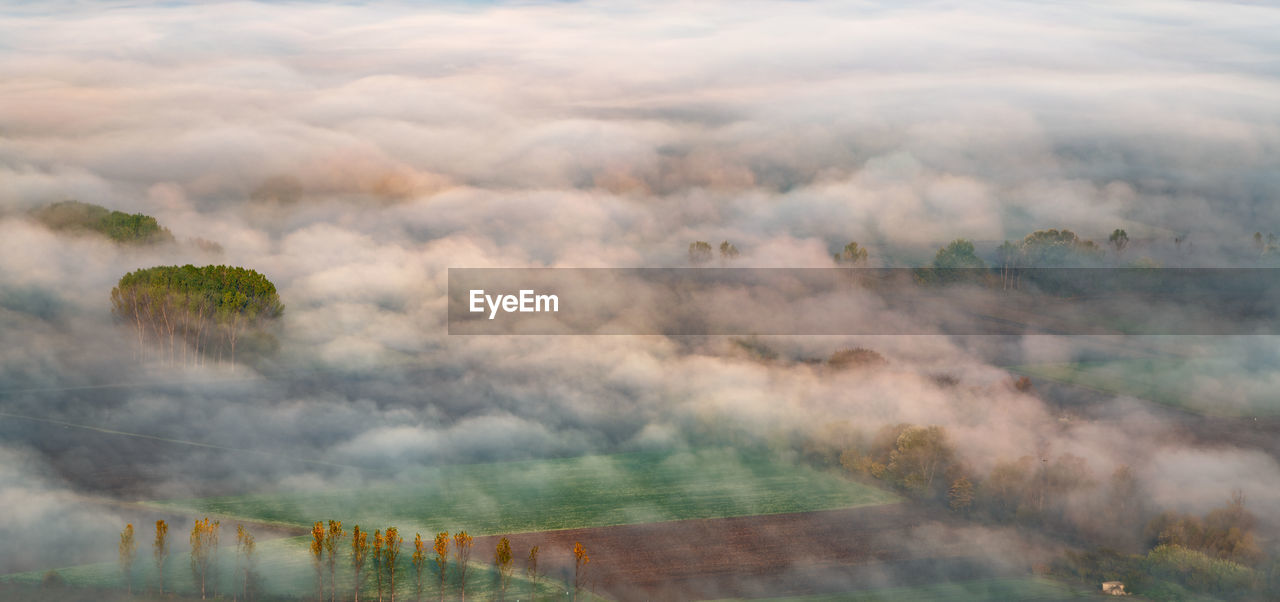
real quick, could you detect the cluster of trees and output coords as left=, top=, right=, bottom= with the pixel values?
left=798, top=414, right=1277, bottom=599
left=808, top=419, right=1144, bottom=541
left=1058, top=493, right=1276, bottom=600
left=687, top=240, right=739, bottom=264
left=826, top=347, right=886, bottom=371
left=117, top=518, right=593, bottom=601
left=109, top=265, right=284, bottom=366
left=1144, top=491, right=1262, bottom=566
left=117, top=518, right=258, bottom=600
left=31, top=201, right=175, bottom=245
left=692, top=227, right=1280, bottom=272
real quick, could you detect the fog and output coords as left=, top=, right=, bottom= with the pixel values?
left=1, top=0, right=1279, bottom=596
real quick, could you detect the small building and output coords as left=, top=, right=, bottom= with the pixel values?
left=1102, top=581, right=1126, bottom=596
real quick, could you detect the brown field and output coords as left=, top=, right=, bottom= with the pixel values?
left=472, top=504, right=1053, bottom=601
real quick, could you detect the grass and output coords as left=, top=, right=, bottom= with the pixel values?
left=143, top=448, right=900, bottom=535
left=709, top=576, right=1095, bottom=601
left=1010, top=358, right=1279, bottom=418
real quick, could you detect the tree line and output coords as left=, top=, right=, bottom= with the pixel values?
left=795, top=397, right=1278, bottom=599
left=110, top=265, right=284, bottom=367
left=32, top=201, right=175, bottom=245
left=690, top=227, right=1280, bottom=270
left=115, top=518, right=593, bottom=601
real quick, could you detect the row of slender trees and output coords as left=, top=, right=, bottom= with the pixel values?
left=693, top=228, right=1280, bottom=270
left=118, top=519, right=591, bottom=601
left=118, top=519, right=256, bottom=600
left=109, top=265, right=284, bottom=367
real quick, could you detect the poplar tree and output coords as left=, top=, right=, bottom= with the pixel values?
left=119, top=524, right=136, bottom=595
left=311, top=522, right=327, bottom=602
left=325, top=521, right=344, bottom=602
left=411, top=533, right=426, bottom=602
left=236, top=525, right=256, bottom=602
left=494, top=537, right=514, bottom=601
left=433, top=532, right=449, bottom=602
left=384, top=527, right=402, bottom=602
left=453, top=531, right=474, bottom=601
left=351, top=527, right=370, bottom=602
left=526, top=545, right=540, bottom=602
left=153, top=520, right=169, bottom=595
left=190, top=518, right=220, bottom=599
left=373, top=530, right=385, bottom=602
left=572, top=542, right=590, bottom=601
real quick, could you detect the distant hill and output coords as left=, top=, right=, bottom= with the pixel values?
left=31, top=200, right=175, bottom=245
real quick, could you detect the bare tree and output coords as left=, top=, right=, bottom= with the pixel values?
left=526, top=545, right=540, bottom=602
left=453, top=531, right=474, bottom=601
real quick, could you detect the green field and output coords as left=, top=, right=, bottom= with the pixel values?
left=4, top=449, right=895, bottom=598
left=1011, top=359, right=1279, bottom=418
left=711, top=577, right=1095, bottom=601
left=145, top=448, right=899, bottom=535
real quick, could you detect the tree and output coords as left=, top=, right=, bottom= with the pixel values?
left=494, top=537, right=514, bottom=601
left=1019, top=229, right=1103, bottom=266
left=948, top=477, right=974, bottom=512
left=1255, top=232, right=1265, bottom=252
left=325, top=521, right=344, bottom=602
left=236, top=525, right=257, bottom=602
left=352, top=527, right=370, bottom=602
left=834, top=241, right=869, bottom=265
left=688, top=241, right=713, bottom=265
left=932, top=239, right=985, bottom=269
left=373, top=530, right=385, bottom=602
left=572, top=542, right=590, bottom=601
left=719, top=241, right=740, bottom=262
left=412, top=533, right=426, bottom=602
left=996, top=240, right=1020, bottom=289
left=384, top=527, right=402, bottom=602
left=453, top=531, right=474, bottom=601
left=119, top=524, right=136, bottom=595
left=433, top=532, right=449, bottom=602
left=887, top=425, right=954, bottom=495
left=153, top=520, right=169, bottom=595
left=190, top=518, right=220, bottom=600
left=311, top=522, right=327, bottom=602
left=526, top=545, right=540, bottom=602
left=1109, top=229, right=1130, bottom=256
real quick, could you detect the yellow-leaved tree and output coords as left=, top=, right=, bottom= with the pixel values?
left=351, top=526, right=370, bottom=602
left=119, top=524, right=136, bottom=595
left=494, top=537, right=513, bottom=601
left=433, top=532, right=449, bottom=602
left=311, top=521, right=327, bottom=602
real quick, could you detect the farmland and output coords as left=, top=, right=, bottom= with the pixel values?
left=145, top=448, right=900, bottom=535
left=710, top=577, right=1093, bottom=601
left=3, top=449, right=900, bottom=599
